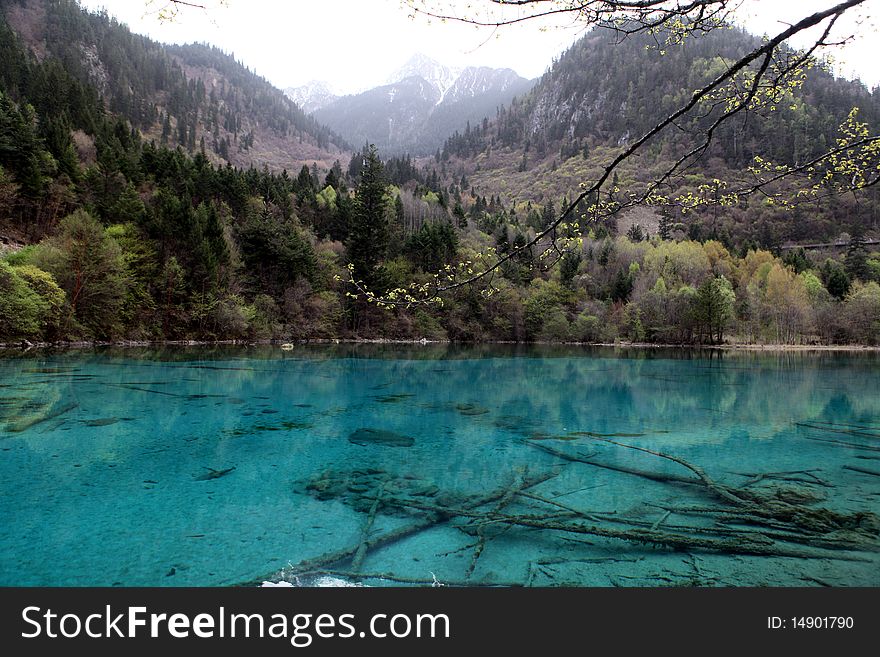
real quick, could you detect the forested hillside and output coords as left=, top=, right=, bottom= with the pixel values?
left=438, top=24, right=880, bottom=248
left=0, top=0, right=347, bottom=172
left=1, top=1, right=879, bottom=346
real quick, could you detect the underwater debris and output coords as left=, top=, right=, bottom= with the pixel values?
left=302, top=468, right=440, bottom=515
left=370, top=394, right=416, bottom=404
left=796, top=422, right=880, bottom=440
left=348, top=428, right=414, bottom=448
left=843, top=465, right=880, bottom=478
left=808, top=420, right=880, bottom=431
left=223, top=418, right=314, bottom=436
left=243, top=470, right=560, bottom=586
left=799, top=435, right=880, bottom=452
left=492, top=415, right=541, bottom=435
left=527, top=438, right=880, bottom=552
left=280, top=420, right=314, bottom=430
left=82, top=418, right=119, bottom=427
left=351, top=475, right=391, bottom=573
left=103, top=383, right=184, bottom=397
left=527, top=432, right=579, bottom=441
left=731, top=469, right=832, bottom=489
left=251, top=436, right=880, bottom=589
left=455, top=403, right=490, bottom=416
left=568, top=431, right=647, bottom=438
left=463, top=469, right=529, bottom=580
left=194, top=466, right=236, bottom=481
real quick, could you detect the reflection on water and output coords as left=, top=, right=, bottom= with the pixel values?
left=0, top=345, right=878, bottom=587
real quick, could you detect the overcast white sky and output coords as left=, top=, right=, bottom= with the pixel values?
left=78, top=0, right=880, bottom=93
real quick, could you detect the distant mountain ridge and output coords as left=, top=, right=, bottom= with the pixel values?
left=387, top=52, right=461, bottom=103
left=287, top=54, right=534, bottom=155
left=283, top=80, right=340, bottom=114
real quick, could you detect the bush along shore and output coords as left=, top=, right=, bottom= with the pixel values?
left=3, top=211, right=880, bottom=348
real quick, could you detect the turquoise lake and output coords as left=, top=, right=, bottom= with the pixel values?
left=1, top=345, right=878, bottom=587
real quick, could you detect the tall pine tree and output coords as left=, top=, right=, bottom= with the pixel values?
left=347, top=144, right=389, bottom=290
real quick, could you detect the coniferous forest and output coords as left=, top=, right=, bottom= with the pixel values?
left=1, top=0, right=880, bottom=346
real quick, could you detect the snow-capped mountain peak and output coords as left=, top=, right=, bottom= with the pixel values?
left=284, top=80, right=339, bottom=114
left=443, top=67, right=525, bottom=104
left=387, top=53, right=462, bottom=103
left=306, top=55, right=534, bottom=155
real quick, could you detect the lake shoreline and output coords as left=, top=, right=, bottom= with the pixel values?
left=2, top=338, right=879, bottom=352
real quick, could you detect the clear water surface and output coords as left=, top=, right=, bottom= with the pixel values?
left=1, top=345, right=878, bottom=587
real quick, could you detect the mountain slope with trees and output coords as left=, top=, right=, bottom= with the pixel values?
left=1, top=0, right=348, bottom=173
left=437, top=23, right=880, bottom=249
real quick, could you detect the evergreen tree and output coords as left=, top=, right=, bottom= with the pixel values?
left=658, top=210, right=674, bottom=240
left=560, top=251, right=582, bottom=287
left=160, top=113, right=171, bottom=144
left=394, top=194, right=405, bottom=227
left=845, top=229, right=870, bottom=282
left=325, top=163, right=340, bottom=190
left=452, top=201, right=467, bottom=229
left=610, top=268, right=633, bottom=302
left=541, top=200, right=555, bottom=229
left=626, top=224, right=646, bottom=242
left=405, top=221, right=458, bottom=272
left=782, top=248, right=810, bottom=274
left=346, top=145, right=389, bottom=289
left=822, top=259, right=851, bottom=300
left=296, top=164, right=313, bottom=196
left=694, top=276, right=735, bottom=344
left=0, top=92, right=47, bottom=199
left=496, top=225, right=510, bottom=255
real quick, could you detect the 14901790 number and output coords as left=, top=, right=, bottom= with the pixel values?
left=791, top=617, right=854, bottom=629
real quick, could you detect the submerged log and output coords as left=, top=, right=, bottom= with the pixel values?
left=351, top=477, right=389, bottom=572
left=194, top=466, right=236, bottom=481
left=465, top=469, right=526, bottom=579
left=527, top=437, right=880, bottom=551
left=796, top=422, right=880, bottom=440
left=732, top=469, right=832, bottom=489
left=843, top=465, right=880, bottom=478
left=388, top=499, right=872, bottom=562
left=799, top=435, right=880, bottom=452
left=242, top=469, right=561, bottom=586
left=348, top=428, right=415, bottom=448
left=528, top=441, right=699, bottom=486
left=251, top=426, right=879, bottom=587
